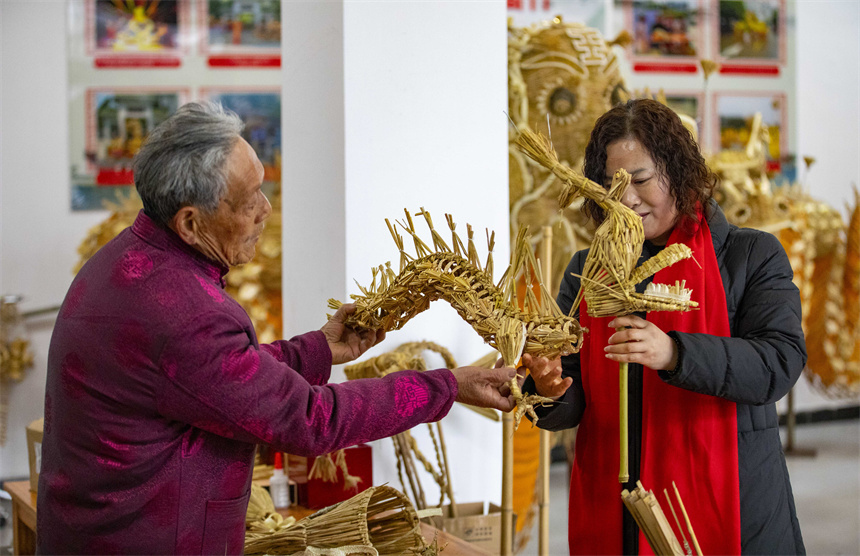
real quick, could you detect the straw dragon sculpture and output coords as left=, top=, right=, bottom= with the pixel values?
left=328, top=209, right=584, bottom=428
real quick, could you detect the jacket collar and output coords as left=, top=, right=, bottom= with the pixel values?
left=131, top=210, right=228, bottom=287
left=705, top=198, right=730, bottom=255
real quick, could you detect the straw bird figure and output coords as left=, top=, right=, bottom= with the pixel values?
left=508, top=18, right=629, bottom=295
left=514, top=129, right=699, bottom=318
left=328, top=209, right=584, bottom=428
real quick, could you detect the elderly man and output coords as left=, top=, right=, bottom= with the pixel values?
left=37, top=101, right=522, bottom=554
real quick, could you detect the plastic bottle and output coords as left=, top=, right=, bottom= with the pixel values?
left=269, top=451, right=291, bottom=509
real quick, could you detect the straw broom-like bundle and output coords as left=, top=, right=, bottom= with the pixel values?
left=514, top=128, right=698, bottom=483
left=328, top=209, right=585, bottom=429
left=245, top=485, right=428, bottom=556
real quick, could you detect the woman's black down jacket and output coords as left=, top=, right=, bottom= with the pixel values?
left=523, top=201, right=806, bottom=554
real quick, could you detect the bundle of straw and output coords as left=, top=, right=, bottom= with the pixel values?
left=329, top=209, right=585, bottom=428
left=246, top=483, right=298, bottom=537
left=244, top=485, right=427, bottom=556
left=621, top=481, right=702, bottom=556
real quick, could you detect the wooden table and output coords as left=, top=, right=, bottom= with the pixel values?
left=2, top=480, right=36, bottom=556
left=0, top=483, right=489, bottom=556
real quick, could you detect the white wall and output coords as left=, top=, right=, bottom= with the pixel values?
left=796, top=0, right=860, bottom=216
left=341, top=1, right=509, bottom=505
left=0, top=0, right=107, bottom=480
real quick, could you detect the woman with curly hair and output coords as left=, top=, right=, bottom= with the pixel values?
left=522, top=99, right=806, bottom=554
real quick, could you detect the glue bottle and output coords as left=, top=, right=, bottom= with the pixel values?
left=269, top=451, right=291, bottom=509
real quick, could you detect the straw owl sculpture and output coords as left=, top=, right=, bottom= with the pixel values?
left=328, top=209, right=584, bottom=428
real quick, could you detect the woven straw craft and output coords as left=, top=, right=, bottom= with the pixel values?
left=328, top=209, right=584, bottom=428
left=514, top=128, right=699, bottom=318
left=244, top=485, right=428, bottom=556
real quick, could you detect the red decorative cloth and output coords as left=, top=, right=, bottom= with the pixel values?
left=568, top=214, right=741, bottom=555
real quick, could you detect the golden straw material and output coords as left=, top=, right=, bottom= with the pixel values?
left=700, top=59, right=719, bottom=81
left=514, top=128, right=698, bottom=318
left=344, top=342, right=456, bottom=381
left=246, top=483, right=297, bottom=535
left=308, top=450, right=362, bottom=492
left=329, top=208, right=584, bottom=428
left=621, top=482, right=687, bottom=556
left=244, top=486, right=427, bottom=556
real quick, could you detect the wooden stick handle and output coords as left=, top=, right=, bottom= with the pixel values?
left=538, top=225, right=553, bottom=556
left=619, top=359, right=629, bottom=483
left=673, top=481, right=703, bottom=556
left=501, top=410, right=514, bottom=556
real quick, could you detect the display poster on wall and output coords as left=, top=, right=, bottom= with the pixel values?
left=626, top=0, right=702, bottom=74
left=507, top=0, right=606, bottom=31
left=68, top=0, right=282, bottom=211
left=202, top=89, right=282, bottom=196
left=88, top=0, right=190, bottom=68
left=713, top=92, right=787, bottom=173
left=71, top=89, right=187, bottom=210
left=663, top=91, right=704, bottom=137
left=200, top=0, right=282, bottom=67
left=716, top=0, right=785, bottom=75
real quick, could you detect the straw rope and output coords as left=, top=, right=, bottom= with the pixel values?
left=345, top=342, right=461, bottom=514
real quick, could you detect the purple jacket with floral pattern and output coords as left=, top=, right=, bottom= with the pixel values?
left=37, top=211, right=457, bottom=555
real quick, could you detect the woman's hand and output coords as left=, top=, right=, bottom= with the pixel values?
left=520, top=353, right=571, bottom=399
left=605, top=315, right=678, bottom=371
left=321, top=303, right=385, bottom=365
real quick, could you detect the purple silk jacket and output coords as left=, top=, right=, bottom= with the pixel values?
left=37, top=211, right=458, bottom=555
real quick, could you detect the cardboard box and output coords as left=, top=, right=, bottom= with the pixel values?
left=428, top=502, right=515, bottom=555
left=288, top=444, right=373, bottom=509
left=26, top=418, right=44, bottom=493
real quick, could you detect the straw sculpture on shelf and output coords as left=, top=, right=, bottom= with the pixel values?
left=328, top=209, right=585, bottom=429
left=245, top=485, right=429, bottom=556
left=514, top=128, right=698, bottom=482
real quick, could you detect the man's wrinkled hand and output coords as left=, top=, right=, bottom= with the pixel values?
left=452, top=366, right=517, bottom=412
left=321, top=303, right=385, bottom=365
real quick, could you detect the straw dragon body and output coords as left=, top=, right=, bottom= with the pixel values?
left=328, top=209, right=584, bottom=427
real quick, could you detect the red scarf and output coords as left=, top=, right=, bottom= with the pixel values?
left=568, top=214, right=741, bottom=555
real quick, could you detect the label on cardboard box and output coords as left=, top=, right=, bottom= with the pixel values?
left=432, top=502, right=513, bottom=555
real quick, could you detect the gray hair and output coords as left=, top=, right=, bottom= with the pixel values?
left=133, top=101, right=245, bottom=227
